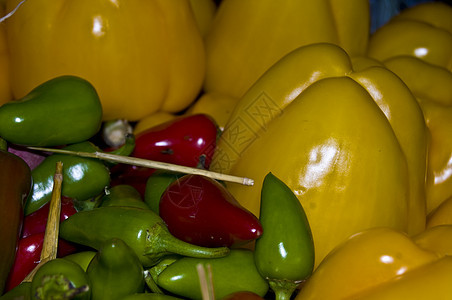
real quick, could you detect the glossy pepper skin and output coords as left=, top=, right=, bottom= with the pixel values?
left=100, top=184, right=150, bottom=210
left=159, top=174, right=263, bottom=248
left=367, top=2, right=452, bottom=214
left=4, top=0, right=205, bottom=121
left=21, top=196, right=77, bottom=238
left=0, top=139, right=32, bottom=295
left=368, top=2, right=452, bottom=71
left=86, top=238, right=145, bottom=300
left=133, top=114, right=218, bottom=169
left=154, top=249, right=269, bottom=299
left=30, top=258, right=91, bottom=300
left=295, top=227, right=452, bottom=300
left=5, top=232, right=78, bottom=293
left=203, top=0, right=370, bottom=99
left=0, top=75, right=102, bottom=147
left=26, top=141, right=111, bottom=215
left=59, top=206, right=230, bottom=267
left=144, top=171, right=182, bottom=214
left=255, top=173, right=314, bottom=300
left=211, top=43, right=427, bottom=267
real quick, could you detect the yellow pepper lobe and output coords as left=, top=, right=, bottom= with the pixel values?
left=224, top=76, right=410, bottom=268
left=5, top=0, right=205, bottom=121
left=295, top=228, right=441, bottom=300
left=203, top=0, right=369, bottom=99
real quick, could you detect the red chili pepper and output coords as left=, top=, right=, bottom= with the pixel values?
left=159, top=174, right=263, bottom=248
left=111, top=114, right=218, bottom=196
left=4, top=232, right=78, bottom=292
left=21, top=196, right=77, bottom=238
left=133, top=114, right=218, bottom=169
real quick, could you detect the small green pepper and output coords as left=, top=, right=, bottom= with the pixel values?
left=144, top=171, right=182, bottom=214
left=30, top=258, right=91, bottom=300
left=59, top=206, right=230, bottom=267
left=0, top=75, right=102, bottom=147
left=154, top=249, right=269, bottom=300
left=26, top=141, right=111, bottom=215
left=254, top=173, right=315, bottom=300
left=63, top=251, right=97, bottom=272
left=86, top=238, right=145, bottom=300
left=101, top=184, right=150, bottom=210
left=26, top=135, right=135, bottom=215
left=122, top=293, right=183, bottom=300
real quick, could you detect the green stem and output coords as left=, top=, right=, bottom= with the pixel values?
left=144, top=222, right=230, bottom=263
left=269, top=279, right=301, bottom=300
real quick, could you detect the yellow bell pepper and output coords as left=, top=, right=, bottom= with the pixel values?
left=4, top=0, right=205, bottom=121
left=185, top=92, right=239, bottom=130
left=0, top=7, right=11, bottom=105
left=210, top=43, right=428, bottom=267
left=188, top=0, right=217, bottom=37
left=203, top=0, right=370, bottom=99
left=295, top=227, right=452, bottom=300
left=367, top=2, right=452, bottom=214
left=426, top=197, right=452, bottom=228
left=368, top=2, right=452, bottom=71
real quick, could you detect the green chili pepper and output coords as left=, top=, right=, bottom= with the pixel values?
left=86, top=238, right=145, bottom=300
left=63, top=251, right=97, bottom=272
left=122, top=293, right=183, bottom=300
left=26, top=135, right=135, bottom=215
left=101, top=184, right=150, bottom=210
left=26, top=141, right=110, bottom=215
left=0, top=75, right=102, bottom=147
left=0, top=282, right=31, bottom=300
left=59, top=206, right=230, bottom=267
left=154, top=249, right=269, bottom=300
left=254, top=172, right=315, bottom=300
left=30, top=258, right=91, bottom=300
left=144, top=171, right=182, bottom=214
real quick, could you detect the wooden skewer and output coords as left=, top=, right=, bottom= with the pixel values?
left=197, top=263, right=215, bottom=300
left=27, top=146, right=254, bottom=186
left=23, top=161, right=63, bottom=282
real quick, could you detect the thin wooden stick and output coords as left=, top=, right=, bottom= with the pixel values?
left=23, top=161, right=63, bottom=282
left=27, top=146, right=254, bottom=186
left=197, top=263, right=215, bottom=300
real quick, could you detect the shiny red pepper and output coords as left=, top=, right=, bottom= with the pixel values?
left=159, top=174, right=263, bottom=248
left=4, top=232, right=78, bottom=292
left=21, top=196, right=77, bottom=239
left=111, top=114, right=219, bottom=195
left=133, top=114, right=218, bottom=168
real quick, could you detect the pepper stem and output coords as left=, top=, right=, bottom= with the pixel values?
left=268, top=279, right=301, bottom=300
left=144, top=222, right=230, bottom=264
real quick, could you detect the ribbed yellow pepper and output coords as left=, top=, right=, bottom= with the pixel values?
left=295, top=227, right=452, bottom=300
left=203, top=0, right=370, bottom=100
left=0, top=7, right=11, bottom=106
left=367, top=2, right=452, bottom=215
left=4, top=0, right=205, bottom=121
left=210, top=43, right=428, bottom=267
left=368, top=2, right=452, bottom=71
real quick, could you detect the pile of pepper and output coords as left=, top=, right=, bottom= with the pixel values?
left=1, top=0, right=452, bottom=299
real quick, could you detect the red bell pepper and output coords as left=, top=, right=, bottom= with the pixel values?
left=159, top=174, right=263, bottom=248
